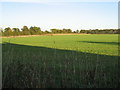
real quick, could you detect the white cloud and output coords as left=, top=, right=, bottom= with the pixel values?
left=0, top=0, right=119, bottom=3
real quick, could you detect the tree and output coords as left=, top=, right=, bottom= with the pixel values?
left=4, top=27, right=13, bottom=36
left=21, top=26, right=30, bottom=35
left=0, top=28, right=4, bottom=36
left=73, top=31, right=76, bottom=33
left=29, top=26, right=42, bottom=35
left=59, top=30, right=63, bottom=33
left=45, top=30, right=50, bottom=34
left=76, top=30, right=79, bottom=33
left=51, top=29, right=57, bottom=34
left=80, top=30, right=85, bottom=33
left=68, top=29, right=72, bottom=33
left=63, top=29, right=66, bottom=33
left=94, top=29, right=99, bottom=34
left=12, top=28, right=20, bottom=36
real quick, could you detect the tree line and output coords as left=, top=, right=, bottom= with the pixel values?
left=80, top=29, right=119, bottom=34
left=0, top=26, right=119, bottom=36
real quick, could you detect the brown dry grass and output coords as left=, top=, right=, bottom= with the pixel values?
left=1, top=33, right=89, bottom=38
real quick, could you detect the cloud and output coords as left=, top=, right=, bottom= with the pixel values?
left=0, top=0, right=119, bottom=3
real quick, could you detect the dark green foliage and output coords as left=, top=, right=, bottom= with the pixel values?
left=30, top=26, right=42, bottom=35
left=63, top=28, right=72, bottom=33
left=12, top=28, right=20, bottom=36
left=73, top=31, right=76, bottom=33
left=50, top=28, right=72, bottom=34
left=1, top=26, right=119, bottom=36
left=80, top=29, right=119, bottom=34
left=45, top=30, right=50, bottom=34
left=4, top=27, right=13, bottom=36
left=21, top=26, right=31, bottom=35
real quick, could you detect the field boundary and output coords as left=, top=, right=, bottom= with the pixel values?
left=1, top=33, right=90, bottom=38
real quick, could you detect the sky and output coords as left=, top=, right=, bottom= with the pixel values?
left=0, top=0, right=119, bottom=31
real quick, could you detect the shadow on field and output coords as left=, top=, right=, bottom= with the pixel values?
left=79, top=41, right=119, bottom=45
left=2, top=42, right=119, bottom=88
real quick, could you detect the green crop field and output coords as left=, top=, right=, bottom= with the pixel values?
left=2, top=34, right=119, bottom=88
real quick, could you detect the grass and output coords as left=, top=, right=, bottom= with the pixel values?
left=2, top=34, right=119, bottom=88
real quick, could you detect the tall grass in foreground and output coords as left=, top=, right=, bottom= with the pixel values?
left=2, top=42, right=119, bottom=88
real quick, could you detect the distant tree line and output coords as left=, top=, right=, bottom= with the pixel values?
left=80, top=29, right=119, bottom=34
left=50, top=29, right=72, bottom=33
left=1, top=26, right=44, bottom=36
left=0, top=26, right=119, bottom=36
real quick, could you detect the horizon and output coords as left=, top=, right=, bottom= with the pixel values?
left=0, top=26, right=118, bottom=32
left=0, top=1, right=118, bottom=31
